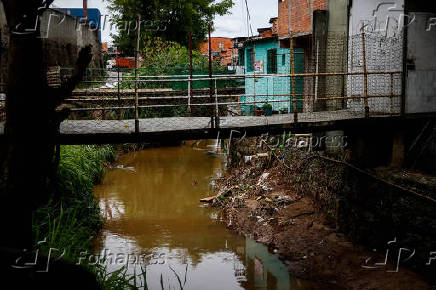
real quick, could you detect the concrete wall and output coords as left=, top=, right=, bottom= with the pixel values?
left=406, top=12, right=436, bottom=114
left=347, top=1, right=436, bottom=115
left=0, top=7, right=103, bottom=89
left=40, top=9, right=103, bottom=70
left=325, top=0, right=349, bottom=110
left=278, top=0, right=436, bottom=115
left=348, top=0, right=405, bottom=37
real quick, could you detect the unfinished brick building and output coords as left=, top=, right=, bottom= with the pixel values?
left=199, top=37, right=234, bottom=67
left=277, top=0, right=348, bottom=112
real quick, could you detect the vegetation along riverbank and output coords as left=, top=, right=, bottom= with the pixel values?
left=31, top=145, right=139, bottom=288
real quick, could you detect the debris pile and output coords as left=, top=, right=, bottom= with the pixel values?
left=208, top=147, right=430, bottom=289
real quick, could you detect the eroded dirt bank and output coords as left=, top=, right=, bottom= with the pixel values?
left=210, top=149, right=431, bottom=289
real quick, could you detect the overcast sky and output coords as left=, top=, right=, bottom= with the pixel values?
left=53, top=0, right=277, bottom=43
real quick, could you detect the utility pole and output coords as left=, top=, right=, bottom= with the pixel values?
left=83, top=0, right=88, bottom=20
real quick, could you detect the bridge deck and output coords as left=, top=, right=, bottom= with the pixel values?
left=0, top=110, right=389, bottom=144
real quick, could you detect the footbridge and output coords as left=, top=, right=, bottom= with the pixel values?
left=0, top=32, right=408, bottom=144
left=0, top=68, right=403, bottom=144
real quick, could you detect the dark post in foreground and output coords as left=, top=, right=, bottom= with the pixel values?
left=0, top=1, right=91, bottom=249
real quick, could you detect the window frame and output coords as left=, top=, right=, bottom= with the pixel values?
left=247, top=48, right=255, bottom=72
left=267, top=48, right=277, bottom=74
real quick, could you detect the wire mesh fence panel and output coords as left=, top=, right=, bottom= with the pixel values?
left=347, top=32, right=403, bottom=115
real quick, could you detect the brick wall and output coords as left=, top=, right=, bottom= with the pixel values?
left=278, top=0, right=328, bottom=36
left=199, top=37, right=234, bottom=66
left=199, top=37, right=233, bottom=54
left=291, top=0, right=327, bottom=34
left=278, top=0, right=290, bottom=37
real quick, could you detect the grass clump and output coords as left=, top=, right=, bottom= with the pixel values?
left=32, top=145, right=115, bottom=286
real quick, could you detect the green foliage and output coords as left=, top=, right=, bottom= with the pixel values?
left=33, top=203, right=98, bottom=259
left=262, top=103, right=273, bottom=116
left=94, top=265, right=149, bottom=289
left=119, top=37, right=226, bottom=88
left=140, top=37, right=223, bottom=74
left=114, top=38, right=239, bottom=118
left=32, top=145, right=118, bottom=287
left=106, top=0, right=234, bottom=55
left=33, top=145, right=115, bottom=255
left=56, top=145, right=115, bottom=199
left=119, top=105, right=189, bottom=119
left=65, top=68, right=109, bottom=90
left=262, top=103, right=272, bottom=110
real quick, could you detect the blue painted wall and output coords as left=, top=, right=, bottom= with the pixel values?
left=242, top=38, right=303, bottom=115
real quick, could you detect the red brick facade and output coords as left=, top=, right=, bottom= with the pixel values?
left=278, top=0, right=290, bottom=37
left=278, top=0, right=328, bottom=36
left=199, top=37, right=234, bottom=66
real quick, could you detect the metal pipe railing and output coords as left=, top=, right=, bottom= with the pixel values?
left=65, top=68, right=402, bottom=123
left=69, top=93, right=401, bottom=112
left=76, top=71, right=401, bottom=84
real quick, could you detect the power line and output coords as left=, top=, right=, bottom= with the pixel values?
left=240, top=0, right=247, bottom=37
left=243, top=0, right=254, bottom=37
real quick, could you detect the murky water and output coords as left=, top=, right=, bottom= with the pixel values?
left=93, top=142, right=313, bottom=289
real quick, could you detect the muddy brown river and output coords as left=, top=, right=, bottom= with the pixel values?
left=93, top=142, right=312, bottom=289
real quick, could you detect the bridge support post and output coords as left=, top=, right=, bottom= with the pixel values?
left=117, top=54, right=121, bottom=120
left=361, top=23, right=369, bottom=118
left=189, top=30, right=193, bottom=116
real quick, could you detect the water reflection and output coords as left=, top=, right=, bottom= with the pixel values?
left=93, top=143, right=313, bottom=289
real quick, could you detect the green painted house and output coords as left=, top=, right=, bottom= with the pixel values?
left=242, top=36, right=304, bottom=115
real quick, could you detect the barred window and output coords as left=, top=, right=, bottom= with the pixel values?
left=267, top=49, right=277, bottom=74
